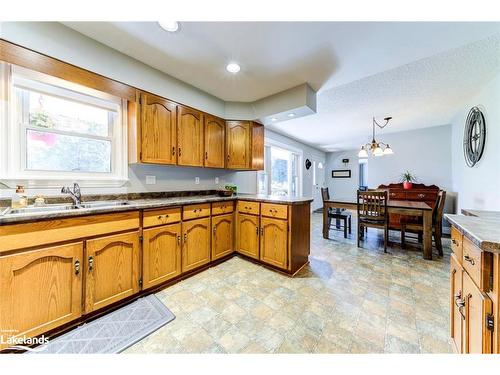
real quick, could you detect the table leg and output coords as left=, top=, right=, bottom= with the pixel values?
left=423, top=210, right=432, bottom=260
left=323, top=205, right=329, bottom=239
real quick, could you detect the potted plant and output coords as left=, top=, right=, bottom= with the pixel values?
left=400, top=171, right=417, bottom=190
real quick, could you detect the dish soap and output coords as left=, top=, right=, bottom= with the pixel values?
left=11, top=185, right=28, bottom=209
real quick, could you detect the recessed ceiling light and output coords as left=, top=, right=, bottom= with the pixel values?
left=226, top=63, right=241, bottom=74
left=158, top=21, right=179, bottom=32
left=271, top=117, right=278, bottom=122
left=288, top=113, right=295, bottom=118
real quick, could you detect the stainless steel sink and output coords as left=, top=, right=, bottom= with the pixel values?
left=79, top=200, right=130, bottom=209
left=5, top=204, right=81, bottom=215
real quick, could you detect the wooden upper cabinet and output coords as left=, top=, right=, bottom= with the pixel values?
left=140, top=92, right=177, bottom=165
left=143, top=223, right=182, bottom=290
left=212, top=214, right=234, bottom=261
left=182, top=217, right=211, bottom=273
left=177, top=105, right=204, bottom=167
left=226, top=121, right=251, bottom=169
left=204, top=114, right=226, bottom=168
left=236, top=213, right=259, bottom=259
left=84, top=231, right=140, bottom=313
left=463, top=271, right=493, bottom=353
left=251, top=122, right=264, bottom=171
left=260, top=217, right=288, bottom=270
left=0, top=243, right=83, bottom=349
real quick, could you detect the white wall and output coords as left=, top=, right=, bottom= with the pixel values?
left=325, top=150, right=360, bottom=200
left=451, top=73, right=500, bottom=212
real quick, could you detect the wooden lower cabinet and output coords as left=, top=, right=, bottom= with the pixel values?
left=450, top=253, right=464, bottom=353
left=236, top=213, right=260, bottom=259
left=84, top=231, right=140, bottom=313
left=212, top=214, right=234, bottom=261
left=0, top=243, right=83, bottom=349
left=463, top=271, right=493, bottom=353
left=260, top=217, right=288, bottom=270
left=142, top=223, right=182, bottom=290
left=182, top=217, right=211, bottom=272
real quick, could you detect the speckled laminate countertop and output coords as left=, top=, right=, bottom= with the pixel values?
left=0, top=193, right=313, bottom=225
left=445, top=209, right=500, bottom=253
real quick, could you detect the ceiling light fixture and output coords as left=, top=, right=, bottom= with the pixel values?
left=358, top=116, right=394, bottom=158
left=226, top=63, right=241, bottom=73
left=288, top=113, right=295, bottom=118
left=158, top=21, right=179, bottom=32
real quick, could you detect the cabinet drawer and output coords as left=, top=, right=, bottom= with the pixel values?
left=143, top=207, right=181, bottom=228
left=261, top=203, right=288, bottom=220
left=451, top=226, right=463, bottom=262
left=183, top=203, right=211, bottom=220
left=237, top=201, right=260, bottom=215
left=406, top=191, right=437, bottom=201
left=388, top=191, right=406, bottom=200
left=463, top=236, right=492, bottom=292
left=212, top=201, right=234, bottom=216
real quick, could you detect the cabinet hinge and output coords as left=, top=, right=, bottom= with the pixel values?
left=139, top=278, right=143, bottom=288
left=486, top=314, right=494, bottom=331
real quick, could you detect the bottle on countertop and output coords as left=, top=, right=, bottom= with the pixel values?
left=11, top=185, right=28, bottom=209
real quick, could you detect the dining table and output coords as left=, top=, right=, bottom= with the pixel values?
left=323, top=196, right=434, bottom=260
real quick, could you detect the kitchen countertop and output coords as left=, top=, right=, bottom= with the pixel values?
left=0, top=193, right=313, bottom=225
left=445, top=209, right=500, bottom=253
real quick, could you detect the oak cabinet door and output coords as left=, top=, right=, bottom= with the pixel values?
left=450, top=253, right=464, bottom=353
left=140, top=92, right=177, bottom=164
left=251, top=122, right=264, bottom=170
left=143, top=223, right=182, bottom=290
left=212, top=214, right=234, bottom=260
left=0, top=243, right=83, bottom=348
left=260, top=217, right=288, bottom=270
left=177, top=105, right=204, bottom=167
left=236, top=213, right=259, bottom=259
left=463, top=271, right=493, bottom=353
left=204, top=114, right=225, bottom=168
left=85, top=231, right=140, bottom=313
left=226, top=121, right=251, bottom=169
left=182, top=217, right=211, bottom=272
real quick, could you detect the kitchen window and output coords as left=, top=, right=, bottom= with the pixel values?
left=0, top=63, right=128, bottom=187
left=257, top=142, right=302, bottom=197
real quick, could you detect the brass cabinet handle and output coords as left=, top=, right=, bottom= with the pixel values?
left=227, top=155, right=230, bottom=161
left=455, top=293, right=466, bottom=319
left=452, top=239, right=458, bottom=246
left=184, top=233, right=187, bottom=243
left=88, top=256, right=94, bottom=272
left=464, top=255, right=475, bottom=265
left=213, top=226, right=216, bottom=235
left=260, top=227, right=263, bottom=235
left=177, top=235, right=181, bottom=245
left=418, top=193, right=426, bottom=198
left=205, top=151, right=208, bottom=160
left=74, top=260, right=80, bottom=275
left=178, top=147, right=182, bottom=157
left=172, top=146, right=175, bottom=156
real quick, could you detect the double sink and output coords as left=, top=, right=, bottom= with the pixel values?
left=1, top=201, right=131, bottom=216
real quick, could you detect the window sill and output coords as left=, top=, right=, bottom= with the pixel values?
left=0, top=177, right=129, bottom=189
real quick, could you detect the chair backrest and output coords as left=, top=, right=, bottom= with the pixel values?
left=357, top=190, right=388, bottom=221
left=321, top=187, right=330, bottom=203
left=433, top=190, right=447, bottom=226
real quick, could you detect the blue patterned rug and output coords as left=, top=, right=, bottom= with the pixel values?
left=30, top=295, right=175, bottom=354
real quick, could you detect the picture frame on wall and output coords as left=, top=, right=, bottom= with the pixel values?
left=332, top=169, right=351, bottom=178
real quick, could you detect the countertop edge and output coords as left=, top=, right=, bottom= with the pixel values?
left=445, top=213, right=500, bottom=253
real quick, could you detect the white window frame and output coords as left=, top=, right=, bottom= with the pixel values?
left=0, top=63, right=128, bottom=188
left=257, top=138, right=303, bottom=197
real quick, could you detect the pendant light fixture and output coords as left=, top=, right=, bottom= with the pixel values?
left=358, top=116, right=394, bottom=158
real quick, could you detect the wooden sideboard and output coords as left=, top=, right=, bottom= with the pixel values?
left=378, top=183, right=440, bottom=230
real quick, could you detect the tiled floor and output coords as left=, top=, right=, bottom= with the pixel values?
left=125, top=213, right=452, bottom=354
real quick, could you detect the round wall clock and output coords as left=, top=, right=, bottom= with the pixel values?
left=463, top=106, right=486, bottom=168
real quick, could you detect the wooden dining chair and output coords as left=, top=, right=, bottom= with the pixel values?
left=400, top=190, right=446, bottom=256
left=357, top=190, right=389, bottom=252
left=321, top=187, right=351, bottom=238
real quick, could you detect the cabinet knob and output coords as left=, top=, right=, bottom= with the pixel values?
left=213, top=226, right=216, bottom=235
left=178, top=147, right=182, bottom=157
left=74, top=260, right=80, bottom=275
left=88, top=256, right=94, bottom=271
left=172, top=146, right=176, bottom=156
left=177, top=235, right=181, bottom=245
left=464, top=255, right=475, bottom=265
left=184, top=233, right=188, bottom=243
left=452, top=239, right=458, bottom=245
left=418, top=193, right=426, bottom=198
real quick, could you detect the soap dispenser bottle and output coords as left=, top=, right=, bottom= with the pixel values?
left=11, top=185, right=28, bottom=209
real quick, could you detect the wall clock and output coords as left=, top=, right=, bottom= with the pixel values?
left=463, top=106, right=486, bottom=168
left=305, top=159, right=312, bottom=170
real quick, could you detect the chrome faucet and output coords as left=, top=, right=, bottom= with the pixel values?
left=61, top=183, right=82, bottom=206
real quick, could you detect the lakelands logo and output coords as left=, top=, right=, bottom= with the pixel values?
left=1, top=334, right=49, bottom=352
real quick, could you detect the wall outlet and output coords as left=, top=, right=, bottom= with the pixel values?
left=195, top=177, right=200, bottom=185
left=145, top=175, right=156, bottom=185
left=215, top=177, right=219, bottom=184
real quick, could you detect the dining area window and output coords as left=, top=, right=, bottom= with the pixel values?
left=257, top=144, right=301, bottom=197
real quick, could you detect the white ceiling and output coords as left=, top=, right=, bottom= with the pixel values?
left=64, top=22, right=500, bottom=151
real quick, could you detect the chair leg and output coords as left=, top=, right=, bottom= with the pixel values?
left=343, top=217, right=348, bottom=238
left=384, top=226, right=388, bottom=253
left=357, top=222, right=361, bottom=247
left=401, top=225, right=406, bottom=249
left=434, top=226, right=443, bottom=256
left=348, top=216, right=352, bottom=234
